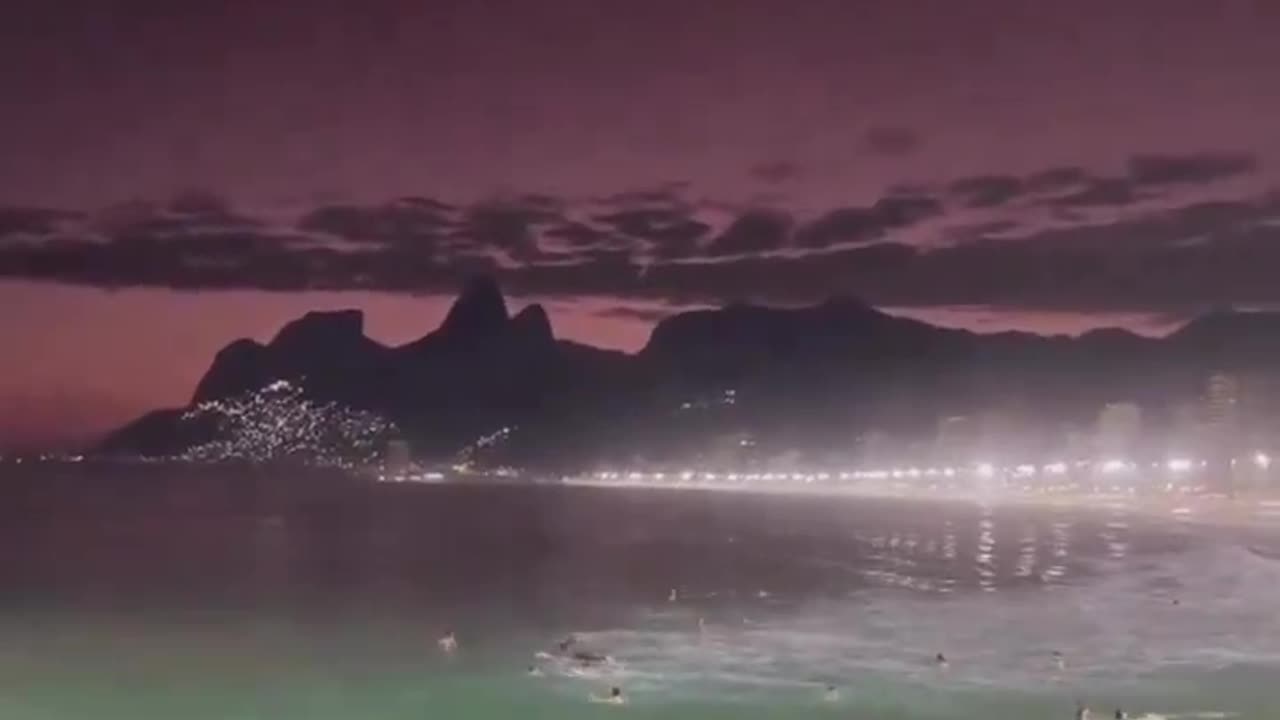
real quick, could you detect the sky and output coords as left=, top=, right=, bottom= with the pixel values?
left=2, top=0, right=1280, bottom=449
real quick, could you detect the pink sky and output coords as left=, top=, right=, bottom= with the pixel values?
left=1, top=1, right=1279, bottom=447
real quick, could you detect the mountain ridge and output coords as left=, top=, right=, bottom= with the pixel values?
left=100, top=279, right=1280, bottom=469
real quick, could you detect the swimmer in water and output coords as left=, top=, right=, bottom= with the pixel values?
left=437, top=631, right=458, bottom=653
left=557, top=634, right=578, bottom=653
left=573, top=650, right=612, bottom=666
left=591, top=686, right=626, bottom=705
left=823, top=684, right=840, bottom=702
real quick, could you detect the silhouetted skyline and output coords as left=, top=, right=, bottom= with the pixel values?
left=2, top=1, right=1280, bottom=447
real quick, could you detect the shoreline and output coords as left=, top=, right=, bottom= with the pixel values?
left=559, top=476, right=1280, bottom=531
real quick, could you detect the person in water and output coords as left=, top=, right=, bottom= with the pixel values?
left=527, top=664, right=544, bottom=677
left=823, top=684, right=840, bottom=702
left=1114, top=709, right=1127, bottom=719
left=591, top=686, right=626, bottom=705
left=935, top=652, right=949, bottom=668
left=1076, top=702, right=1092, bottom=720
left=437, top=631, right=458, bottom=653
left=573, top=649, right=612, bottom=666
left=1053, top=650, right=1067, bottom=671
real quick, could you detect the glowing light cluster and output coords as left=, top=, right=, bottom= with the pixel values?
left=454, top=426, right=515, bottom=467
left=174, top=379, right=397, bottom=467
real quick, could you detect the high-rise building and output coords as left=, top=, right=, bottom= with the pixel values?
left=1203, top=372, right=1241, bottom=494
left=1095, top=402, right=1142, bottom=458
left=1205, top=372, right=1240, bottom=429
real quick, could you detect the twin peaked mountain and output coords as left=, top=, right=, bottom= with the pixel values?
left=104, top=277, right=1280, bottom=468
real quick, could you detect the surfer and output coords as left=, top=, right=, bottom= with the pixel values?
left=935, top=652, right=949, bottom=669
left=1053, top=650, right=1067, bottom=671
left=823, top=684, right=840, bottom=702
left=527, top=664, right=544, bottom=677
left=557, top=634, right=578, bottom=653
left=1114, top=709, right=1127, bottom=719
left=437, top=631, right=458, bottom=654
left=1076, top=702, right=1092, bottom=720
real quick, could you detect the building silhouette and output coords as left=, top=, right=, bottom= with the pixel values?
left=1203, top=372, right=1240, bottom=494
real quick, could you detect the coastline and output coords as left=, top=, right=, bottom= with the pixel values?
left=560, top=476, right=1280, bottom=532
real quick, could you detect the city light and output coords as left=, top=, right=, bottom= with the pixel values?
left=171, top=379, right=396, bottom=467
left=1100, top=459, right=1130, bottom=474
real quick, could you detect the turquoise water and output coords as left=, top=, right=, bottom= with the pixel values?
left=2, top=477, right=1279, bottom=718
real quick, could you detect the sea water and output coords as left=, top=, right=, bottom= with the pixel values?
left=1, top=478, right=1278, bottom=718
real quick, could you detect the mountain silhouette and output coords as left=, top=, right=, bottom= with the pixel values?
left=100, top=278, right=1280, bottom=469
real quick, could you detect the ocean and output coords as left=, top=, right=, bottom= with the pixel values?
left=2, top=473, right=1278, bottom=718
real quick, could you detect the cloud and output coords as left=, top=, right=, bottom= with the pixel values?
left=590, top=205, right=711, bottom=259
left=794, top=194, right=942, bottom=248
left=0, top=206, right=83, bottom=240
left=298, top=198, right=455, bottom=251
left=3, top=178, right=1279, bottom=319
left=864, top=126, right=921, bottom=156
left=452, top=196, right=567, bottom=262
left=947, top=175, right=1024, bottom=208
left=1127, top=151, right=1258, bottom=186
left=544, top=221, right=614, bottom=249
left=703, top=210, right=793, bottom=256
left=749, top=161, right=802, bottom=184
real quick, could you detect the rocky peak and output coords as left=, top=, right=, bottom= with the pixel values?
left=439, top=276, right=509, bottom=338
left=270, top=309, right=366, bottom=350
left=510, top=303, right=553, bottom=341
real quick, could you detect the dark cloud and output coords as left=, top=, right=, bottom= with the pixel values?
left=298, top=199, right=455, bottom=251
left=748, top=161, right=802, bottom=184
left=944, top=220, right=1023, bottom=243
left=544, top=221, right=613, bottom=249
left=795, top=194, right=942, bottom=248
left=952, top=153, right=1258, bottom=213
left=947, top=175, right=1024, bottom=208
left=5, top=186, right=1280, bottom=318
left=455, top=199, right=562, bottom=262
left=91, top=194, right=263, bottom=242
left=591, top=206, right=711, bottom=258
left=703, top=210, right=793, bottom=256
left=0, top=206, right=82, bottom=239
left=864, top=126, right=921, bottom=156
left=1127, top=151, right=1258, bottom=186
left=1051, top=177, right=1144, bottom=208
